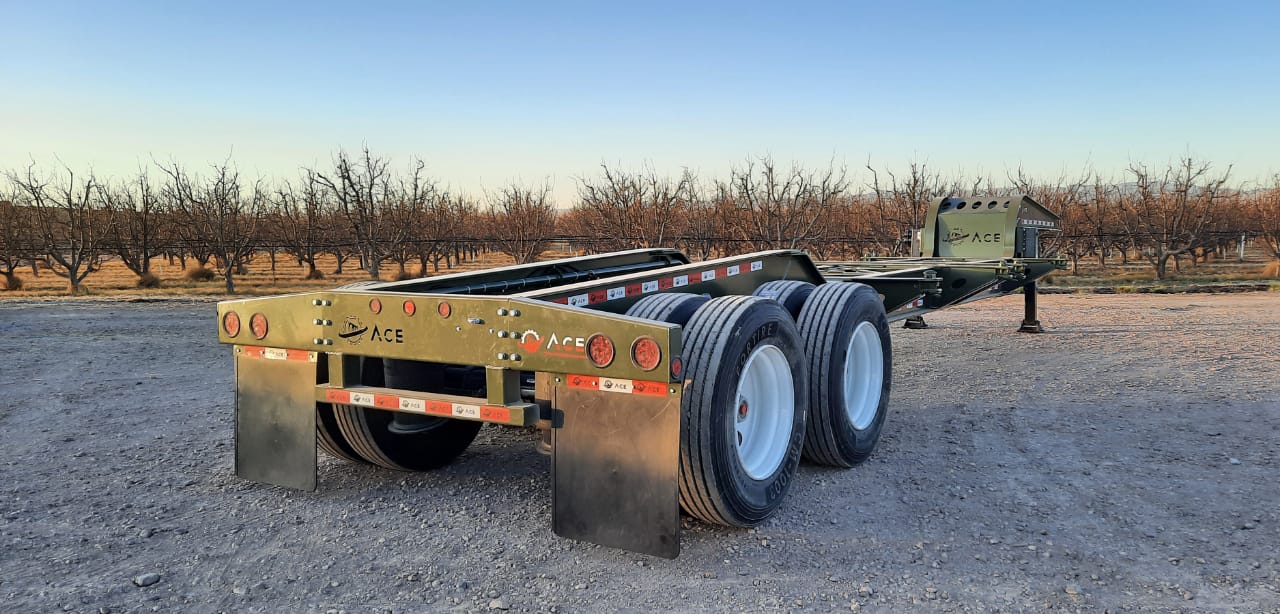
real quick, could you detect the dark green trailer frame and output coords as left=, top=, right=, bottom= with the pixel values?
left=215, top=195, right=1065, bottom=557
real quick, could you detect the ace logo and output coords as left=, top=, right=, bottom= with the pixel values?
left=337, top=315, right=404, bottom=345
left=515, top=330, right=588, bottom=359
left=518, top=330, right=542, bottom=353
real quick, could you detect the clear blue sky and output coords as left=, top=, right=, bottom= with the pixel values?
left=3, top=0, right=1277, bottom=203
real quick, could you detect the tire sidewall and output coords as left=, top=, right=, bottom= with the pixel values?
left=823, top=286, right=892, bottom=459
left=709, top=301, right=808, bottom=520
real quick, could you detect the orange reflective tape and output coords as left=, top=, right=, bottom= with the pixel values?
left=425, top=400, right=453, bottom=417
left=325, top=389, right=351, bottom=404
left=631, top=380, right=669, bottom=396
left=567, top=374, right=599, bottom=390
left=374, top=394, right=399, bottom=410
left=480, top=405, right=511, bottom=423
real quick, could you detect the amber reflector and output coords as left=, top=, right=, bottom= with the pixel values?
left=222, top=311, right=241, bottom=338
left=249, top=313, right=268, bottom=340
left=631, top=337, right=661, bottom=371
left=587, top=334, right=615, bottom=368
left=369, top=298, right=383, bottom=314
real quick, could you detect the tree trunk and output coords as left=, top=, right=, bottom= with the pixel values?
left=2, top=271, right=17, bottom=290
left=224, top=264, right=237, bottom=294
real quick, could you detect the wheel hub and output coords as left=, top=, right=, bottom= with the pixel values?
left=733, top=344, right=795, bottom=480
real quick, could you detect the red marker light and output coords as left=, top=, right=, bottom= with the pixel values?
left=587, top=334, right=615, bottom=368
left=670, top=356, right=684, bottom=379
left=631, top=337, right=661, bottom=371
left=222, top=311, right=241, bottom=338
left=403, top=300, right=416, bottom=316
left=369, top=298, right=383, bottom=314
left=437, top=301, right=452, bottom=318
left=249, top=313, right=269, bottom=340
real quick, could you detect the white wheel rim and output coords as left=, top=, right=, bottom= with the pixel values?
left=844, top=321, right=884, bottom=430
left=734, top=344, right=794, bottom=480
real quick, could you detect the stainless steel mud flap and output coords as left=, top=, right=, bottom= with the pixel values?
left=233, top=351, right=317, bottom=491
left=552, top=382, right=682, bottom=558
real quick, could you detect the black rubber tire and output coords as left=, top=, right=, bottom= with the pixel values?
left=796, top=282, right=892, bottom=467
left=315, top=356, right=366, bottom=463
left=678, top=296, right=808, bottom=526
left=314, top=280, right=390, bottom=463
left=331, top=357, right=483, bottom=471
left=625, top=292, right=711, bottom=326
left=752, top=280, right=816, bottom=319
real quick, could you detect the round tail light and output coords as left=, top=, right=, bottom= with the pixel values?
left=249, top=313, right=269, bottom=340
left=631, top=337, right=661, bottom=371
left=222, top=311, right=241, bottom=338
left=437, top=301, right=452, bottom=318
left=586, top=334, right=615, bottom=368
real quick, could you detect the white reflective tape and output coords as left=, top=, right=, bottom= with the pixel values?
left=349, top=392, right=375, bottom=406
left=673, top=275, right=689, bottom=287
left=262, top=347, right=288, bottom=360
left=641, top=280, right=659, bottom=293
left=452, top=403, right=480, bottom=419
left=607, top=287, right=626, bottom=300
left=400, top=398, right=425, bottom=412
left=701, top=270, right=716, bottom=281
left=750, top=261, right=763, bottom=271
left=568, top=294, right=589, bottom=307
left=727, top=265, right=740, bottom=276
left=598, top=377, right=634, bottom=394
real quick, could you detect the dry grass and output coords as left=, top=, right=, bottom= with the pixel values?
left=1263, top=260, right=1280, bottom=279
left=0, top=251, right=535, bottom=299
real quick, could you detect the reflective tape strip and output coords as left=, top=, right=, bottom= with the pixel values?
left=323, top=388, right=516, bottom=424
left=548, top=260, right=767, bottom=305
left=241, top=346, right=316, bottom=362
left=566, top=374, right=669, bottom=396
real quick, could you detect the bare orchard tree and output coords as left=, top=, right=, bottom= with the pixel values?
left=864, top=160, right=953, bottom=255
left=574, top=163, right=694, bottom=250
left=312, top=148, right=420, bottom=279
left=8, top=163, right=109, bottom=294
left=1120, top=157, right=1233, bottom=280
left=99, top=168, right=167, bottom=285
left=721, top=156, right=850, bottom=251
left=484, top=182, right=557, bottom=264
left=1249, top=175, right=1280, bottom=260
left=0, top=184, right=36, bottom=290
left=417, top=193, right=473, bottom=273
left=271, top=171, right=331, bottom=279
left=160, top=160, right=263, bottom=293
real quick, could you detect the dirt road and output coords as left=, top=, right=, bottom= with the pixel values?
left=2, top=293, right=1278, bottom=613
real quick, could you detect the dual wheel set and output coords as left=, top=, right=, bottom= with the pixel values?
left=317, top=281, right=892, bottom=529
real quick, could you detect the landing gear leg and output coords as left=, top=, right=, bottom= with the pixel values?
left=1018, top=281, right=1043, bottom=333
left=903, top=315, right=928, bottom=330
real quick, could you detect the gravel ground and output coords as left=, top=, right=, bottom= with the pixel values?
left=1, top=292, right=1278, bottom=613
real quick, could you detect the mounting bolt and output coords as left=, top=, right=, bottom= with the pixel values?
left=498, top=330, right=508, bottom=338
left=497, top=308, right=509, bottom=316
left=510, top=354, right=521, bottom=362
left=497, top=352, right=508, bottom=360
left=510, top=309, right=521, bottom=317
